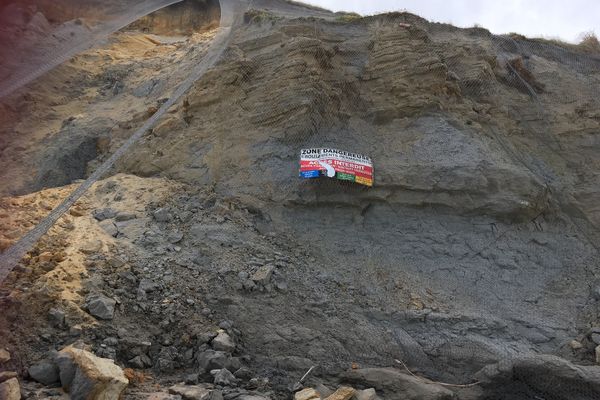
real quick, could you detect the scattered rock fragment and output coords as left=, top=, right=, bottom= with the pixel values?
left=569, top=340, right=583, bottom=350
left=354, top=388, right=376, bottom=400
left=0, top=372, right=17, bottom=383
left=251, top=265, right=275, bottom=285
left=596, top=345, right=600, bottom=365
left=153, top=208, right=172, bottom=222
left=99, top=220, right=119, bottom=237
left=324, top=386, right=355, bottom=400
left=28, top=361, right=60, bottom=385
left=314, top=384, right=333, bottom=398
left=48, top=308, right=66, bottom=329
left=0, top=377, right=20, bottom=400
left=212, top=368, right=237, bottom=386
left=168, top=384, right=213, bottom=400
left=57, top=345, right=129, bottom=400
left=211, top=331, right=235, bottom=353
left=0, top=349, right=10, bottom=363
left=196, top=350, right=240, bottom=374
left=115, top=212, right=136, bottom=222
left=295, top=388, right=320, bottom=400
left=93, top=208, right=117, bottom=221
left=85, top=294, right=117, bottom=320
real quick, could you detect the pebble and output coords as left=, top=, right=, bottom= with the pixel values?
left=569, top=340, right=583, bottom=350
left=251, top=265, right=275, bottom=285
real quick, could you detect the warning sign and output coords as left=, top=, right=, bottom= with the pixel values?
left=299, top=148, right=374, bottom=187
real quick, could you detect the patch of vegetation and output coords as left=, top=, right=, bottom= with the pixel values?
left=529, top=31, right=600, bottom=55
left=244, top=9, right=281, bottom=24
left=335, top=12, right=363, bottom=23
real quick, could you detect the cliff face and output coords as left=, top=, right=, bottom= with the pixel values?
left=1, top=1, right=600, bottom=399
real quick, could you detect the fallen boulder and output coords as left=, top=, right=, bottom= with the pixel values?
left=341, top=368, right=454, bottom=400
left=475, top=355, right=600, bottom=400
left=28, top=361, right=60, bottom=385
left=85, top=294, right=116, bottom=320
left=56, top=345, right=128, bottom=400
left=0, top=377, right=20, bottom=400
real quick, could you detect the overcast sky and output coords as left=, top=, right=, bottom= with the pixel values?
left=303, top=0, right=599, bottom=43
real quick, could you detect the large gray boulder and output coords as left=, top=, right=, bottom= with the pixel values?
left=28, top=361, right=60, bottom=385
left=474, top=355, right=600, bottom=400
left=341, top=368, right=454, bottom=400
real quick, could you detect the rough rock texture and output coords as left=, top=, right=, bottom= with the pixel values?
left=341, top=368, right=454, bottom=400
left=58, top=346, right=129, bottom=400
left=474, top=355, right=600, bottom=400
left=0, top=378, right=20, bottom=400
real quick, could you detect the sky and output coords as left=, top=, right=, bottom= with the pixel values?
left=302, top=0, right=599, bottom=43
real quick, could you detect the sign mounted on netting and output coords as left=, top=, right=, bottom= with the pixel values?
left=299, top=148, right=374, bottom=187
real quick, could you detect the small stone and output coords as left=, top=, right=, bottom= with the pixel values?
left=569, top=340, right=583, bottom=350
left=0, top=371, right=17, bottom=383
left=167, top=231, right=184, bottom=244
left=48, top=308, right=66, bottom=328
left=592, top=334, right=600, bottom=346
left=0, top=377, right=20, bottom=400
left=218, top=321, right=233, bottom=330
left=128, top=356, right=146, bottom=369
left=115, top=212, right=136, bottom=222
left=93, top=208, right=117, bottom=221
left=0, top=349, right=10, bottom=363
left=314, top=384, right=333, bottom=398
left=238, top=271, right=249, bottom=281
left=354, top=388, right=376, bottom=400
left=211, top=332, right=235, bottom=353
left=28, top=361, right=60, bottom=385
left=592, top=286, right=600, bottom=301
left=243, top=280, right=256, bottom=291
left=169, top=384, right=211, bottom=400
left=153, top=208, right=172, bottom=223
left=85, top=294, right=116, bottom=320
left=185, top=373, right=199, bottom=384
left=233, top=367, right=253, bottom=380
left=596, top=345, right=600, bottom=365
left=57, top=345, right=128, bottom=399
left=99, top=220, right=118, bottom=237
left=324, top=386, right=356, bottom=400
left=295, top=388, right=320, bottom=400
left=251, top=265, right=275, bottom=285
left=212, top=368, right=237, bottom=386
